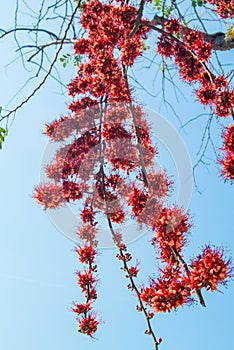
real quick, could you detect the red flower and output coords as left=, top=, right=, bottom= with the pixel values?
left=215, top=75, right=228, bottom=89
left=102, top=124, right=131, bottom=141
left=223, top=124, right=234, bottom=153
left=46, top=162, right=63, bottom=182
left=215, top=89, right=234, bottom=117
left=220, top=153, right=234, bottom=180
left=77, top=270, right=96, bottom=292
left=164, top=19, right=181, bottom=34
left=78, top=314, right=99, bottom=337
left=63, top=181, right=83, bottom=201
left=148, top=171, right=172, bottom=198
left=157, top=35, right=175, bottom=58
left=196, top=42, right=212, bottom=62
left=183, top=29, right=204, bottom=50
left=33, top=183, right=64, bottom=209
left=128, top=187, right=148, bottom=216
left=76, top=245, right=97, bottom=264
left=206, top=0, right=234, bottom=18
left=109, top=210, right=125, bottom=223
left=141, top=266, right=191, bottom=312
left=153, top=207, right=191, bottom=253
left=196, top=85, right=217, bottom=105
left=73, top=302, right=92, bottom=315
left=74, top=38, right=89, bottom=55
left=189, top=246, right=232, bottom=291
left=128, top=263, right=140, bottom=277
left=81, top=206, right=97, bottom=225
left=78, top=225, right=98, bottom=242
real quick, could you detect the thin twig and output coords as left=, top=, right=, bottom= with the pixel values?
left=0, top=0, right=81, bottom=122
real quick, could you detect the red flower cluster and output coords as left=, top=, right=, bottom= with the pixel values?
left=76, top=245, right=97, bottom=264
left=153, top=207, right=191, bottom=257
left=102, top=124, right=131, bottom=141
left=33, top=183, right=64, bottom=209
left=141, top=206, right=232, bottom=312
left=109, top=209, right=125, bottom=223
left=141, top=266, right=191, bottom=312
left=157, top=23, right=234, bottom=118
left=63, top=181, right=83, bottom=201
left=68, top=0, right=149, bottom=110
left=189, top=246, right=232, bottom=291
left=33, top=0, right=234, bottom=341
left=74, top=239, right=99, bottom=337
left=77, top=270, right=96, bottom=293
left=128, top=170, right=171, bottom=229
left=79, top=225, right=98, bottom=242
left=78, top=314, right=99, bottom=337
left=164, top=19, right=181, bottom=34
left=206, top=0, right=234, bottom=18
left=220, top=124, right=234, bottom=181
left=128, top=186, right=148, bottom=216
left=148, top=171, right=172, bottom=198
left=141, top=242, right=232, bottom=312
left=128, top=263, right=140, bottom=277
left=223, top=124, right=234, bottom=153
left=45, top=115, right=78, bottom=142
left=81, top=206, right=97, bottom=226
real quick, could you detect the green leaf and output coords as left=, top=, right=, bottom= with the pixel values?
left=153, top=0, right=163, bottom=11
left=142, top=41, right=150, bottom=51
left=153, top=0, right=172, bottom=17
left=0, top=126, right=8, bottom=150
left=163, top=5, right=172, bottom=18
left=74, top=55, right=82, bottom=66
left=198, top=0, right=204, bottom=5
left=192, top=0, right=205, bottom=7
left=60, top=53, right=73, bottom=68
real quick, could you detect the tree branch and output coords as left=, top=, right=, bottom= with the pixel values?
left=130, top=0, right=146, bottom=37
left=0, top=27, right=60, bottom=40
left=0, top=1, right=81, bottom=122
left=18, top=38, right=76, bottom=62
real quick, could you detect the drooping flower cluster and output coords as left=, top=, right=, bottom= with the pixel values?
left=34, top=100, right=162, bottom=337
left=140, top=206, right=232, bottom=312
left=73, top=209, right=99, bottom=338
left=220, top=124, right=234, bottom=181
left=157, top=22, right=234, bottom=118
left=33, top=0, right=233, bottom=343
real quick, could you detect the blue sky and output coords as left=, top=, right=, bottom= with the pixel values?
left=0, top=1, right=233, bottom=350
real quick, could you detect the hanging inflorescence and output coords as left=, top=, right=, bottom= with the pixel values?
left=34, top=0, right=233, bottom=345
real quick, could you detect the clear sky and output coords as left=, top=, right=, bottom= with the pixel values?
left=0, top=1, right=233, bottom=350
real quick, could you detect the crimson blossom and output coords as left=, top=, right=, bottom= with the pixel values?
left=220, top=124, right=234, bottom=180
left=34, top=0, right=233, bottom=348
